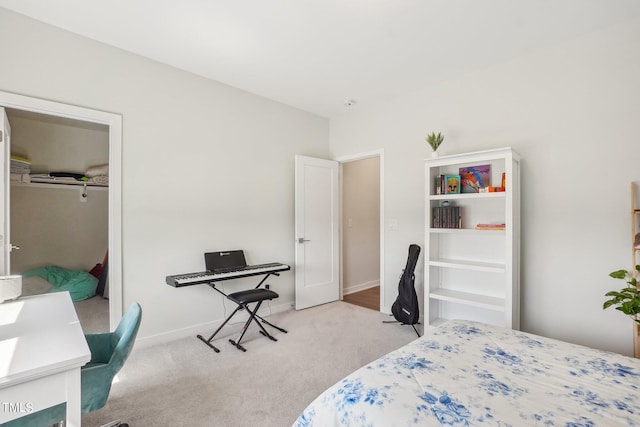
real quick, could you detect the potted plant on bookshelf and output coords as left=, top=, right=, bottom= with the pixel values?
left=603, top=265, right=640, bottom=324
left=426, top=132, right=444, bottom=157
left=602, top=265, right=640, bottom=358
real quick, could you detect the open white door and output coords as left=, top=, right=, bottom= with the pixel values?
left=0, top=108, right=10, bottom=275
left=295, top=155, right=340, bottom=310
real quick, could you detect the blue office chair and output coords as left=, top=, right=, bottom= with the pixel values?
left=3, top=302, right=142, bottom=427
left=81, top=302, right=142, bottom=424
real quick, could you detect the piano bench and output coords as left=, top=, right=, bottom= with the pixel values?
left=227, top=288, right=279, bottom=305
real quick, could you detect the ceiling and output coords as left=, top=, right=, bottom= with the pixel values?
left=1, top=0, right=639, bottom=118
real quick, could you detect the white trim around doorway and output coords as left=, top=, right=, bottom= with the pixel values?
left=335, top=149, right=385, bottom=311
left=0, top=90, right=123, bottom=330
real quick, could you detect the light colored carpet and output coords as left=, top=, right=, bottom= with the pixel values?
left=81, top=301, right=419, bottom=427
left=21, top=275, right=110, bottom=334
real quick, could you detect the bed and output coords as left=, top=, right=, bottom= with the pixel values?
left=293, top=319, right=640, bottom=426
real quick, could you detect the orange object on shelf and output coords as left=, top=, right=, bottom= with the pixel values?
left=475, top=223, right=506, bottom=230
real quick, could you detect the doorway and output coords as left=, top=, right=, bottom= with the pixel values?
left=339, top=151, right=383, bottom=311
left=0, top=90, right=123, bottom=330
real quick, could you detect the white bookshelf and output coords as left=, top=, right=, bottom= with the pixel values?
left=425, top=147, right=520, bottom=329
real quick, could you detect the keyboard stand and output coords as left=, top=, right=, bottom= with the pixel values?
left=196, top=272, right=288, bottom=352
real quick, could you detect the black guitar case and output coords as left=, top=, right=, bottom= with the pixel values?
left=391, top=244, right=421, bottom=325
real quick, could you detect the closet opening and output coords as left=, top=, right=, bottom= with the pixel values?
left=7, top=109, right=109, bottom=332
left=0, top=90, right=123, bottom=331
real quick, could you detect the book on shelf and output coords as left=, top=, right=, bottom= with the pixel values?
left=435, top=175, right=442, bottom=195
left=475, top=223, right=506, bottom=230
left=435, top=174, right=455, bottom=195
left=432, top=206, right=462, bottom=229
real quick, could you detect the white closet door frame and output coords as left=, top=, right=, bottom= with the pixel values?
left=0, top=90, right=123, bottom=330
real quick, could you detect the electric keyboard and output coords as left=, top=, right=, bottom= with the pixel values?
left=166, top=263, right=290, bottom=287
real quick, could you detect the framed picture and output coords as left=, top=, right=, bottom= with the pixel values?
left=459, top=165, right=491, bottom=193
left=444, top=175, right=461, bottom=194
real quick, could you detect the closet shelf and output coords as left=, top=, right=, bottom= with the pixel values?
left=11, top=180, right=108, bottom=191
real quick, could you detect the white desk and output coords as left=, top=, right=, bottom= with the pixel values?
left=0, top=292, right=91, bottom=426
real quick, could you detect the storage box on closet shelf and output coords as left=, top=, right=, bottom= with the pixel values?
left=9, top=154, right=31, bottom=184
left=84, top=164, right=109, bottom=186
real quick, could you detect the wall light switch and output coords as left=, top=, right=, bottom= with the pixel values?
left=347, top=218, right=353, bottom=228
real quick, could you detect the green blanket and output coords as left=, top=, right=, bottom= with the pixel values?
left=22, top=266, right=98, bottom=301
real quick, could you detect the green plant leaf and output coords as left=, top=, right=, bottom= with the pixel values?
left=609, top=270, right=628, bottom=279
left=604, top=266, right=640, bottom=319
left=604, top=291, right=627, bottom=298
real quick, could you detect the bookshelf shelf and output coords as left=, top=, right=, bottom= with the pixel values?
left=429, top=228, right=505, bottom=235
left=429, top=258, right=506, bottom=273
left=429, top=288, right=504, bottom=312
left=429, top=192, right=505, bottom=201
left=425, top=147, right=520, bottom=329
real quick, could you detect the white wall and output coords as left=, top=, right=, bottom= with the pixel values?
left=342, top=157, right=380, bottom=294
left=330, top=17, right=640, bottom=355
left=0, top=8, right=329, bottom=342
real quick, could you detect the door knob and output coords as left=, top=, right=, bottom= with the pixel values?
left=297, top=238, right=310, bottom=244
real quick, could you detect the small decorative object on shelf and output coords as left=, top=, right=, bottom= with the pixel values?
left=459, top=165, right=491, bottom=193
left=426, top=132, right=444, bottom=157
left=478, top=186, right=505, bottom=193
left=444, top=175, right=460, bottom=194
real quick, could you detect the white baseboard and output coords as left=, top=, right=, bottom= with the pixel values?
left=135, top=300, right=293, bottom=349
left=343, top=280, right=379, bottom=296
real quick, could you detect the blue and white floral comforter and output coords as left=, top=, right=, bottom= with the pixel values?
left=293, top=319, right=640, bottom=426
